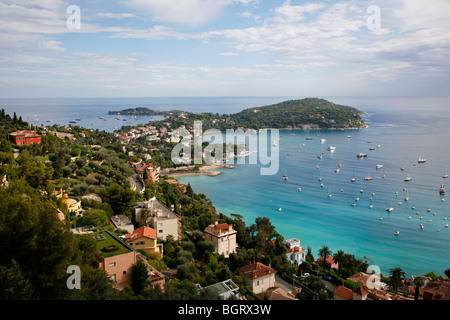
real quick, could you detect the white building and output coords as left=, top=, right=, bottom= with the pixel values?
left=285, top=238, right=306, bottom=266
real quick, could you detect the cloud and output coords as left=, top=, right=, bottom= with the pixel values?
left=126, top=0, right=257, bottom=26
left=40, top=40, right=65, bottom=51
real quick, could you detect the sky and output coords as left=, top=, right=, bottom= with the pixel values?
left=1, top=0, right=450, bottom=98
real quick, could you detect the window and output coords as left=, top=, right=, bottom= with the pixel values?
left=111, top=274, right=116, bottom=281
left=109, top=262, right=116, bottom=267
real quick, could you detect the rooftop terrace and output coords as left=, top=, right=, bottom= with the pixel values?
left=92, top=230, right=134, bottom=258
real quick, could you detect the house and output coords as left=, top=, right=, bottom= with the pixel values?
left=129, top=161, right=160, bottom=182
left=257, top=287, right=295, bottom=300
left=200, top=279, right=240, bottom=300
left=423, top=277, right=450, bottom=300
left=316, top=255, right=339, bottom=269
left=110, top=214, right=134, bottom=233
left=238, top=262, right=277, bottom=294
left=61, top=194, right=82, bottom=213
left=284, top=238, right=306, bottom=266
left=334, top=285, right=353, bottom=300
left=203, top=220, right=237, bottom=258
left=9, top=130, right=42, bottom=146
left=90, top=230, right=165, bottom=290
left=125, top=226, right=163, bottom=259
left=135, top=197, right=181, bottom=241
left=347, top=271, right=387, bottom=290
left=91, top=230, right=139, bottom=290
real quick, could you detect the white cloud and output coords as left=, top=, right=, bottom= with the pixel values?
left=40, top=40, right=65, bottom=51
left=126, top=0, right=257, bottom=26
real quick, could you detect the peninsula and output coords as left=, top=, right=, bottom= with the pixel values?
left=111, top=98, right=366, bottom=131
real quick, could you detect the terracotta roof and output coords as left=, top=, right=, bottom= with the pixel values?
left=213, top=223, right=232, bottom=232
left=354, top=286, right=368, bottom=296
left=238, top=262, right=276, bottom=279
left=334, top=285, right=353, bottom=300
left=257, top=288, right=295, bottom=300
left=423, top=279, right=450, bottom=300
left=347, top=272, right=372, bottom=288
left=125, top=226, right=157, bottom=242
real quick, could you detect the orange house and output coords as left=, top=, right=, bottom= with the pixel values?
left=9, top=130, right=42, bottom=146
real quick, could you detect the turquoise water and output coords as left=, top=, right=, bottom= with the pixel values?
left=177, top=97, right=450, bottom=277
left=3, top=96, right=450, bottom=276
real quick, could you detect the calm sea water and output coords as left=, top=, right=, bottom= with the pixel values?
left=2, top=96, right=450, bottom=276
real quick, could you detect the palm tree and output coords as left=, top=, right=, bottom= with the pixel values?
left=318, top=245, right=332, bottom=268
left=389, top=267, right=405, bottom=294
left=332, top=250, right=345, bottom=274
left=413, top=276, right=425, bottom=300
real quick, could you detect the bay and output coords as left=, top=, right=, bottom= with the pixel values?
left=2, top=95, right=449, bottom=277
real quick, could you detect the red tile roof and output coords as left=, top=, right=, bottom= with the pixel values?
left=334, top=285, right=353, bottom=300
left=238, top=262, right=276, bottom=279
left=125, top=226, right=157, bottom=242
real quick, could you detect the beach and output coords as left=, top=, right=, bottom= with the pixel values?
left=164, top=163, right=235, bottom=178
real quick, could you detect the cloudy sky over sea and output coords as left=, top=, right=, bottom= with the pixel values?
left=1, top=0, right=449, bottom=98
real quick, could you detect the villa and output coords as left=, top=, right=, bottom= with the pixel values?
left=238, top=262, right=277, bottom=294
left=8, top=130, right=42, bottom=146
left=203, top=220, right=237, bottom=258
left=284, top=238, right=306, bottom=266
left=135, top=197, right=182, bottom=241
left=90, top=230, right=165, bottom=290
left=125, top=226, right=163, bottom=259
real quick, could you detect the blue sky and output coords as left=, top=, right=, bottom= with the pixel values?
left=1, top=0, right=450, bottom=98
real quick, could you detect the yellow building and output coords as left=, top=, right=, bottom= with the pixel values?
left=125, top=226, right=163, bottom=259
left=61, top=195, right=82, bottom=213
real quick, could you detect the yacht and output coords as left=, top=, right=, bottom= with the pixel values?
left=327, top=146, right=336, bottom=151
left=351, top=177, right=356, bottom=182
left=283, top=174, right=288, bottom=181
left=418, top=156, right=426, bottom=163
left=376, top=164, right=383, bottom=169
left=439, top=184, right=446, bottom=195
left=356, top=153, right=367, bottom=158
left=386, top=206, right=394, bottom=212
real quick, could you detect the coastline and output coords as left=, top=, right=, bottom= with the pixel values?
left=164, top=163, right=235, bottom=178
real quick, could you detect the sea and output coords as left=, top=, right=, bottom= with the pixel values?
left=2, top=96, right=450, bottom=277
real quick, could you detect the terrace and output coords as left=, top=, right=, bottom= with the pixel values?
left=92, top=230, right=134, bottom=258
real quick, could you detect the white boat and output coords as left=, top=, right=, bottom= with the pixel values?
left=327, top=146, right=336, bottom=151
left=404, top=169, right=412, bottom=182
left=418, top=155, right=426, bottom=163
left=356, top=153, right=367, bottom=158
left=376, top=164, right=383, bottom=169
left=298, top=187, right=302, bottom=192
left=386, top=206, right=394, bottom=212
left=320, top=138, right=326, bottom=143
left=439, top=184, right=445, bottom=195
left=351, top=178, right=356, bottom=182
left=394, top=231, right=400, bottom=236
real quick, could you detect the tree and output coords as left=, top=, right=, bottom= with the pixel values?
left=332, top=250, right=345, bottom=275
left=413, top=276, right=425, bottom=300
left=0, top=259, right=34, bottom=299
left=445, top=269, right=450, bottom=279
left=78, top=209, right=109, bottom=228
left=132, top=260, right=150, bottom=296
left=389, top=267, right=405, bottom=294
left=318, top=245, right=332, bottom=268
